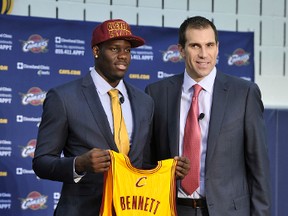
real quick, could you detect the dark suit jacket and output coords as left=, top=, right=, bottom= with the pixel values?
left=144, top=71, right=271, bottom=216
left=33, top=73, right=154, bottom=216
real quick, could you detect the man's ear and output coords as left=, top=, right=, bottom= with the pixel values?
left=178, top=44, right=185, bottom=58
left=92, top=45, right=100, bottom=56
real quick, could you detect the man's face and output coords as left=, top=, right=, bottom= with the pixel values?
left=93, top=40, right=131, bottom=87
left=178, top=26, right=219, bottom=82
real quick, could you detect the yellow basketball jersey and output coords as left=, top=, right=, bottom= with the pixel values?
left=100, top=150, right=177, bottom=216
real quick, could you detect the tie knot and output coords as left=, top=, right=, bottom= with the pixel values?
left=193, top=84, right=202, bottom=97
left=108, top=89, right=119, bottom=98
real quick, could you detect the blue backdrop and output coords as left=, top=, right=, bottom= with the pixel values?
left=0, top=14, right=283, bottom=216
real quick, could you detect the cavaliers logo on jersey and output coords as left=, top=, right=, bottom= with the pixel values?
left=136, top=176, right=147, bottom=187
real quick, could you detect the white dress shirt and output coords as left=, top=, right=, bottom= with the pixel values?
left=74, top=68, right=133, bottom=182
left=90, top=67, right=133, bottom=140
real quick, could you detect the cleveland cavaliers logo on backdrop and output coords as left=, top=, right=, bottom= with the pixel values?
left=161, top=45, right=182, bottom=63
left=227, top=48, right=250, bottom=66
left=20, top=191, right=47, bottom=210
left=20, top=87, right=46, bottom=106
left=20, top=139, right=36, bottom=158
left=21, top=34, right=49, bottom=53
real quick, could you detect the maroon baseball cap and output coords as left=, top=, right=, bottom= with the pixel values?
left=91, top=19, right=145, bottom=48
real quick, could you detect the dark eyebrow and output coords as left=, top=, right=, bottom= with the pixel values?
left=189, top=42, right=201, bottom=46
left=189, top=41, right=216, bottom=46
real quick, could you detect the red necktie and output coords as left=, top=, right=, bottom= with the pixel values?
left=181, top=84, right=202, bottom=195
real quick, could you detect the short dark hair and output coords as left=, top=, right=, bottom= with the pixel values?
left=178, top=16, right=218, bottom=48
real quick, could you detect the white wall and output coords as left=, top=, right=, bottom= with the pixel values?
left=9, top=0, right=288, bottom=108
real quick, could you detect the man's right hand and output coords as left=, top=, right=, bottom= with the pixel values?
left=75, top=148, right=111, bottom=174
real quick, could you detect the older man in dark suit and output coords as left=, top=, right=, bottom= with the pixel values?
left=145, top=16, right=271, bottom=216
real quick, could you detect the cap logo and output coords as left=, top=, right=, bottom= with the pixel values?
left=91, top=19, right=145, bottom=48
left=107, top=21, right=132, bottom=39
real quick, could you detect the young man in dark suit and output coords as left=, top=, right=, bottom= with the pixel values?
left=33, top=19, right=189, bottom=216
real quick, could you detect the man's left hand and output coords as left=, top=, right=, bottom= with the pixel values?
left=174, top=156, right=190, bottom=180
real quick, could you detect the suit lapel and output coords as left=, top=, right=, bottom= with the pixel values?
left=123, top=82, right=139, bottom=156
left=167, top=74, right=184, bottom=156
left=206, top=72, right=229, bottom=166
left=81, top=74, right=117, bottom=150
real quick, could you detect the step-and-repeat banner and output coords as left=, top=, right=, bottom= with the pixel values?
left=0, top=14, right=255, bottom=215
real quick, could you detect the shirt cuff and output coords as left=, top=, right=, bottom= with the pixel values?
left=73, top=157, right=86, bottom=183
